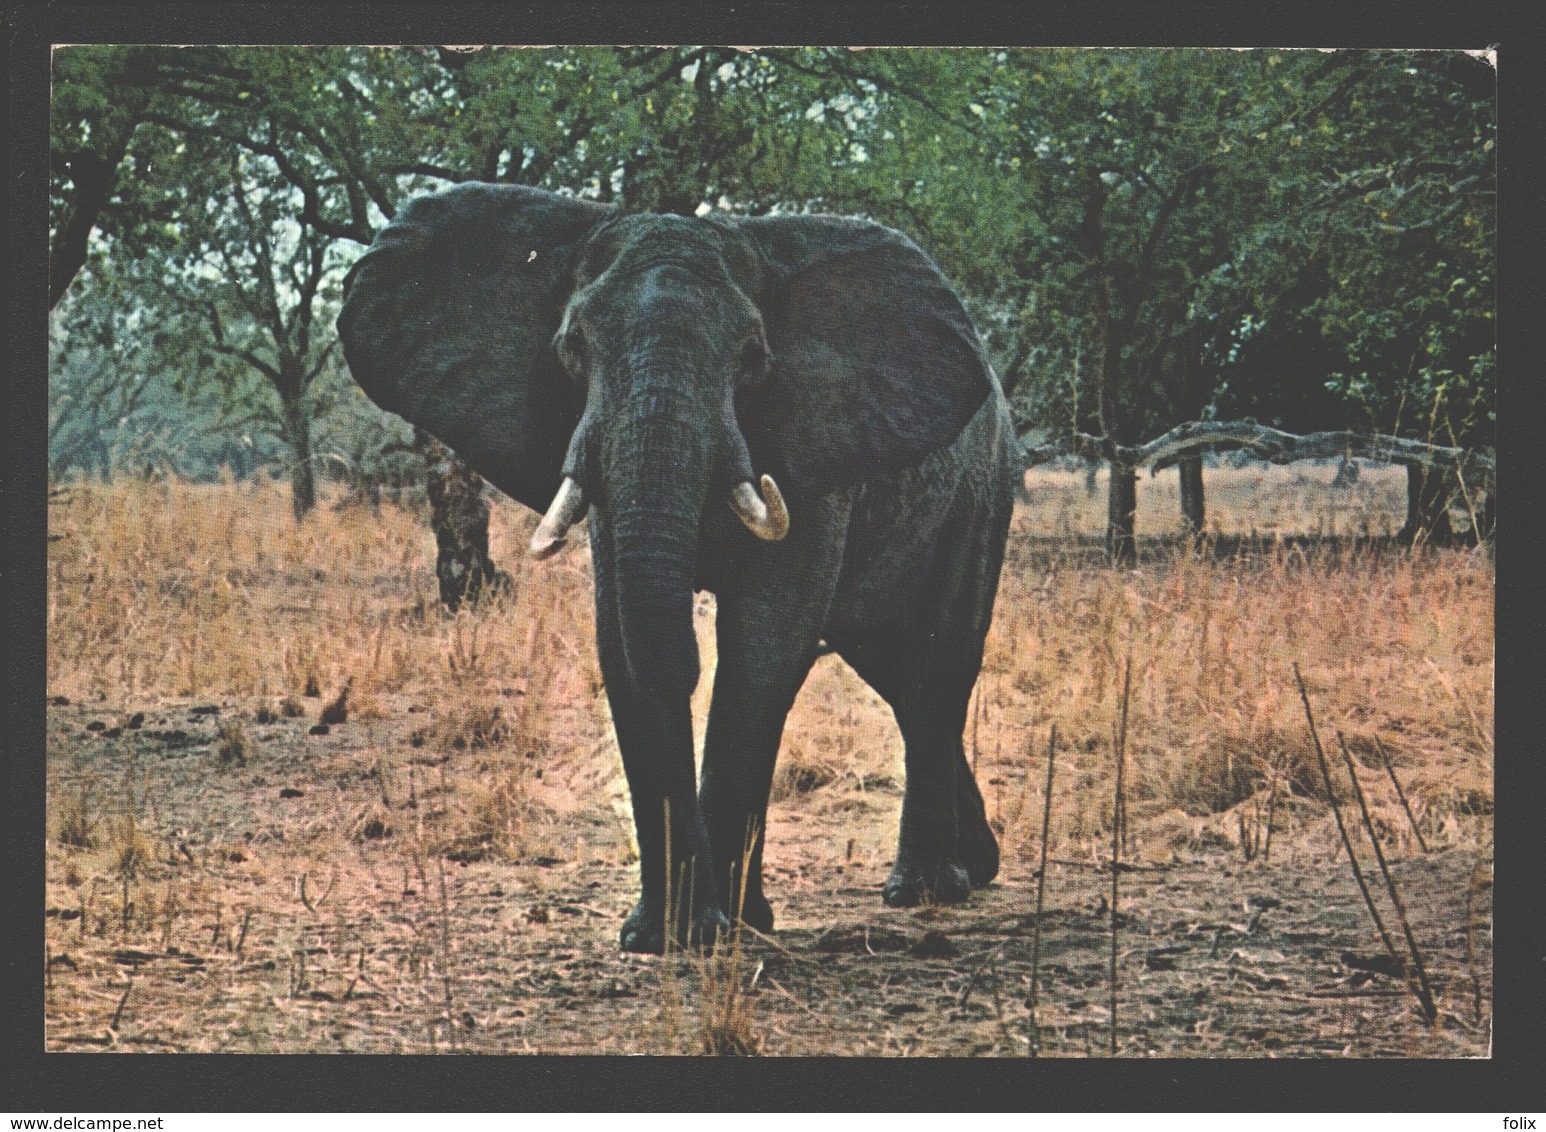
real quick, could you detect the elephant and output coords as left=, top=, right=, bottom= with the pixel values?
left=337, top=183, right=1017, bottom=953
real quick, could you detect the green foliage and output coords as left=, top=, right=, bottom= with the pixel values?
left=1202, top=51, right=1495, bottom=450
left=50, top=46, right=1495, bottom=495
left=49, top=279, right=281, bottom=482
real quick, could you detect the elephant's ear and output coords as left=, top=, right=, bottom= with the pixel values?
left=735, top=215, right=995, bottom=496
left=337, top=184, right=611, bottom=513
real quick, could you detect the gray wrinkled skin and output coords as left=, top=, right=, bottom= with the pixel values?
left=338, top=184, right=1017, bottom=953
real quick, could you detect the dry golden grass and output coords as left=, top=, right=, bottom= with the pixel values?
left=48, top=478, right=600, bottom=703
left=47, top=465, right=1492, bottom=866
left=1024, top=460, right=1410, bottom=541
left=966, top=462, right=1493, bottom=868
left=44, top=464, right=1492, bottom=1054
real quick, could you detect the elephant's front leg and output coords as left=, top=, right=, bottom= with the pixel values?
left=698, top=497, right=850, bottom=934
left=591, top=523, right=727, bottom=954
left=611, top=690, right=726, bottom=953
left=697, top=655, right=811, bottom=934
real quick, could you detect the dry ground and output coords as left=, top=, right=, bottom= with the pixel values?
left=43, top=463, right=1493, bottom=1056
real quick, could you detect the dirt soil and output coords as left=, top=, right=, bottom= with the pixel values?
left=44, top=693, right=1491, bottom=1057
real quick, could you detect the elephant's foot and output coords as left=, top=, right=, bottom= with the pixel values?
left=619, top=898, right=731, bottom=955
left=960, top=813, right=1001, bottom=889
left=955, top=776, right=1001, bottom=888
left=882, top=859, right=971, bottom=907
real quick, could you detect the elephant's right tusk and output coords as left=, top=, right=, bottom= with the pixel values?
left=530, top=476, right=586, bottom=559
left=730, top=474, right=790, bottom=541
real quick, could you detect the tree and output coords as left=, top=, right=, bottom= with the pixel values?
left=917, top=50, right=1273, bottom=558
left=140, top=138, right=347, bottom=520
left=49, top=288, right=173, bottom=480
left=829, top=49, right=1494, bottom=555
left=50, top=46, right=1495, bottom=559
left=49, top=267, right=293, bottom=483
left=1205, top=51, right=1495, bottom=545
left=50, top=47, right=161, bottom=309
left=52, top=47, right=436, bottom=518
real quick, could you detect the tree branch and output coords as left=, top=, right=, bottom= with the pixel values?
left=205, top=299, right=280, bottom=381
left=387, top=161, right=471, bottom=183
left=49, top=113, right=145, bottom=308
left=1021, top=419, right=1495, bottom=479
left=303, top=338, right=339, bottom=383
left=207, top=340, right=282, bottom=383
left=761, top=48, right=992, bottom=146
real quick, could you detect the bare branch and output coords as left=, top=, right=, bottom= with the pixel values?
left=1021, top=419, right=1494, bottom=479
left=207, top=340, right=281, bottom=383
left=386, top=162, right=472, bottom=183
left=205, top=299, right=280, bottom=381
left=761, top=48, right=993, bottom=146
left=303, top=339, right=339, bottom=383
left=291, top=227, right=331, bottom=356
left=266, top=123, right=377, bottom=245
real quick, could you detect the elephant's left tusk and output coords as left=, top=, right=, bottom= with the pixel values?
left=531, top=476, right=586, bottom=558
left=730, top=474, right=790, bottom=541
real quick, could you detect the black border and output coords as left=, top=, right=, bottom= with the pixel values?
left=10, top=0, right=1544, bottom=1113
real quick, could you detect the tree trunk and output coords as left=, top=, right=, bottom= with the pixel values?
left=50, top=143, right=133, bottom=310
left=1082, top=176, right=1138, bottom=567
left=1178, top=453, right=1206, bottom=538
left=1475, top=481, right=1495, bottom=549
left=1399, top=462, right=1458, bottom=547
left=281, top=400, right=317, bottom=521
left=419, top=431, right=508, bottom=611
left=1106, top=463, right=1138, bottom=566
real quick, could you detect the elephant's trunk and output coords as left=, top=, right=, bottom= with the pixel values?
left=613, top=509, right=701, bottom=702
left=606, top=389, right=710, bottom=702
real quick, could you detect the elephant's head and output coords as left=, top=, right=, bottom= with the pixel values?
left=338, top=183, right=993, bottom=695
left=534, top=209, right=787, bottom=564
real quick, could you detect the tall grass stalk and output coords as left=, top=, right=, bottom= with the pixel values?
left=1375, top=736, right=1429, bottom=853
left=1465, top=854, right=1489, bottom=1026
left=1293, top=663, right=1403, bottom=974
left=693, top=827, right=762, bottom=1056
left=110, top=974, right=134, bottom=1032
left=1336, top=733, right=1437, bottom=1023
left=1109, top=655, right=1131, bottom=1058
left=1261, top=748, right=1287, bottom=863
left=1026, top=724, right=1058, bottom=1057
left=435, top=854, right=461, bottom=1050
left=657, top=808, right=761, bottom=1055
